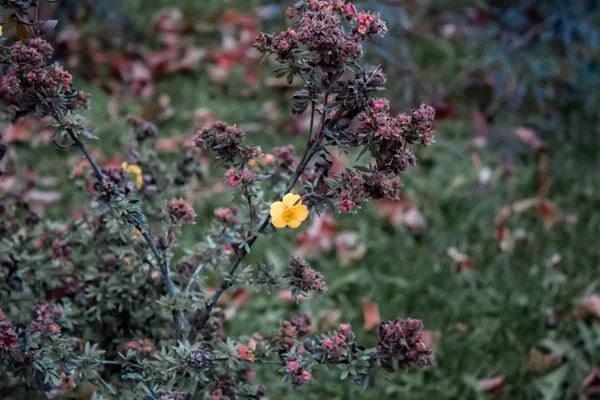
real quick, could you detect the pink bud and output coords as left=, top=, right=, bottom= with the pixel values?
left=287, top=360, right=299, bottom=372
left=339, top=200, right=354, bottom=212
left=302, top=369, right=312, bottom=382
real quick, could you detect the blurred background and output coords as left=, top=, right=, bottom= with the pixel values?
left=2, top=0, right=600, bottom=398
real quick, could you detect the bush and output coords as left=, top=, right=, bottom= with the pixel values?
left=0, top=1, right=436, bottom=398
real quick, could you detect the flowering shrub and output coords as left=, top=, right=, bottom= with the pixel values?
left=0, top=1, right=436, bottom=398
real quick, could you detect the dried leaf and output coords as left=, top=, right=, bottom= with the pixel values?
left=295, top=213, right=336, bottom=258
left=478, top=376, right=505, bottom=394
left=317, top=309, right=341, bottom=331
left=583, top=295, right=600, bottom=320
left=538, top=154, right=551, bottom=197
left=237, top=345, right=255, bottom=362
left=25, top=190, right=61, bottom=204
left=335, top=232, right=366, bottom=266
left=582, top=369, right=600, bottom=398
left=363, top=299, right=380, bottom=331
left=447, top=247, right=476, bottom=272
left=539, top=199, right=556, bottom=228
left=377, top=197, right=426, bottom=231
left=156, top=136, right=184, bottom=153
left=497, top=224, right=514, bottom=253
left=279, top=291, right=307, bottom=301
left=513, top=127, right=545, bottom=151
left=5, top=123, right=32, bottom=142
left=16, top=22, right=31, bottom=40
left=527, top=349, right=564, bottom=373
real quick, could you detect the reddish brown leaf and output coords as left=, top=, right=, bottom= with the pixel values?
left=295, top=213, right=337, bottom=258
left=156, top=136, right=185, bottom=153
left=377, top=197, right=426, bottom=231
left=583, top=295, right=600, bottom=320
left=538, top=154, right=551, bottom=198
left=422, top=330, right=442, bottom=351
left=582, top=369, right=600, bottom=398
left=5, top=123, right=32, bottom=142
left=539, top=199, right=556, bottom=228
left=363, top=299, right=380, bottom=331
left=513, top=127, right=545, bottom=151
left=447, top=247, right=476, bottom=272
left=429, top=93, right=456, bottom=120
left=478, top=376, right=505, bottom=395
left=527, top=348, right=564, bottom=373
left=237, top=344, right=256, bottom=362
left=317, top=309, right=341, bottom=331
left=335, top=232, right=366, bottom=266
left=25, top=190, right=61, bottom=205
left=231, top=288, right=249, bottom=308
left=497, top=224, right=514, bottom=253
left=279, top=291, right=307, bottom=301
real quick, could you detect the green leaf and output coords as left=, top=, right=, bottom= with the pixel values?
left=534, top=364, right=569, bottom=400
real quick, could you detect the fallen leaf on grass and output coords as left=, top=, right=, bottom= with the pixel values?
left=527, top=348, right=565, bottom=373
left=539, top=199, right=556, bottom=228
left=513, top=127, right=545, bottom=151
left=156, top=136, right=186, bottom=152
left=279, top=291, right=307, bottom=301
left=423, top=330, right=442, bottom=351
left=377, top=197, right=426, bottom=231
left=583, top=295, right=600, bottom=320
left=24, top=190, right=61, bottom=205
left=223, top=288, right=250, bottom=321
left=363, top=299, right=380, bottom=331
left=496, top=224, right=514, bottom=253
left=335, top=232, right=366, bottom=266
left=478, top=376, right=505, bottom=395
left=237, top=343, right=256, bottom=362
left=447, top=247, right=476, bottom=272
left=295, top=213, right=336, bottom=258
left=317, top=309, right=341, bottom=331
left=582, top=369, right=600, bottom=399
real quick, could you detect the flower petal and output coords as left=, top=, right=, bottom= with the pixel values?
left=270, top=201, right=285, bottom=214
left=293, top=204, right=309, bottom=222
left=282, top=193, right=301, bottom=207
left=271, top=215, right=288, bottom=228
left=287, top=218, right=303, bottom=228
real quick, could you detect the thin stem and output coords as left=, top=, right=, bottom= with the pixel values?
left=69, top=359, right=121, bottom=366
left=188, top=124, right=325, bottom=342
left=67, top=131, right=182, bottom=340
left=307, top=101, right=316, bottom=145
left=69, top=130, right=104, bottom=180
left=185, top=263, right=205, bottom=297
left=316, top=93, right=330, bottom=141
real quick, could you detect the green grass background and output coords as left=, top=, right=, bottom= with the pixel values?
left=24, top=0, right=600, bottom=398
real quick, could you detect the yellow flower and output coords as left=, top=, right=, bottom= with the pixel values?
left=270, top=193, right=309, bottom=229
left=0, top=25, right=3, bottom=37
left=132, top=228, right=142, bottom=238
left=248, top=159, right=257, bottom=167
left=122, top=162, right=143, bottom=189
left=123, top=254, right=134, bottom=270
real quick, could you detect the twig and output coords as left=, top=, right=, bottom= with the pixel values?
left=188, top=97, right=328, bottom=341
left=185, top=263, right=205, bottom=297
left=67, top=131, right=182, bottom=340
left=69, top=359, right=121, bottom=366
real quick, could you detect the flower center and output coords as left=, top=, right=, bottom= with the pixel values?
left=282, top=206, right=295, bottom=222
